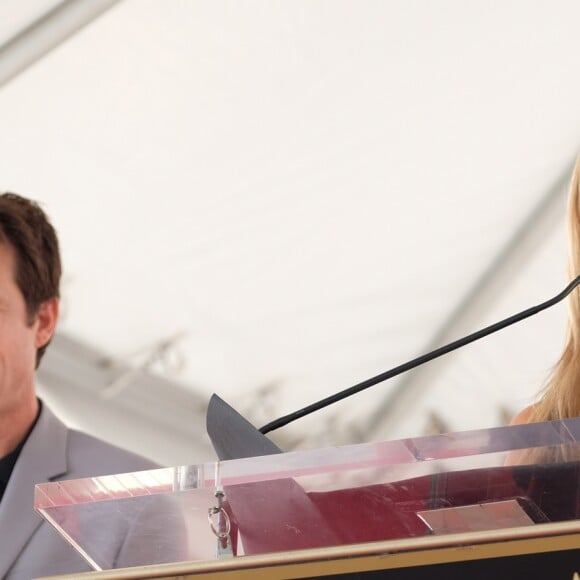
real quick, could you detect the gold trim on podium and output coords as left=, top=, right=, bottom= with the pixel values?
left=38, top=520, right=580, bottom=580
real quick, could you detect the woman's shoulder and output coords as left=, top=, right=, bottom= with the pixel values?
left=510, top=404, right=536, bottom=425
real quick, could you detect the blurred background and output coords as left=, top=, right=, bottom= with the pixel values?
left=1, top=0, right=579, bottom=466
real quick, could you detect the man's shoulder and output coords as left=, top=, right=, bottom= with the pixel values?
left=65, top=428, right=159, bottom=478
left=36, top=403, right=159, bottom=479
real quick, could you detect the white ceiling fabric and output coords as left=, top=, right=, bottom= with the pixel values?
left=0, top=0, right=579, bottom=463
left=0, top=0, right=62, bottom=45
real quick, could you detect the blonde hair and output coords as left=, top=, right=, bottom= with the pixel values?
left=528, top=158, right=580, bottom=422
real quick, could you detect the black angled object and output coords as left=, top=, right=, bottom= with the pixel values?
left=206, top=394, right=282, bottom=460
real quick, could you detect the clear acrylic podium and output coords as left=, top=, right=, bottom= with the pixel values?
left=34, top=419, right=580, bottom=579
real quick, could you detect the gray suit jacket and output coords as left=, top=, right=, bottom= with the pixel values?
left=0, top=403, right=159, bottom=579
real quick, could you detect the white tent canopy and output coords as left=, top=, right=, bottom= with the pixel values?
left=0, top=0, right=578, bottom=466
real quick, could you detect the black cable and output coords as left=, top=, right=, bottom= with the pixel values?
left=259, top=276, right=580, bottom=435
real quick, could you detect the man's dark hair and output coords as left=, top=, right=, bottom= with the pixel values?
left=0, top=193, right=61, bottom=366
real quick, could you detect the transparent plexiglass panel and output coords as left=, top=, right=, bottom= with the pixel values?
left=34, top=418, right=580, bottom=571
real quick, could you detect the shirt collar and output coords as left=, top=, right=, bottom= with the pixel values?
left=0, top=400, right=43, bottom=485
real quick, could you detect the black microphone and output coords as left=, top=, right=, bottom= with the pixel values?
left=259, top=276, right=580, bottom=435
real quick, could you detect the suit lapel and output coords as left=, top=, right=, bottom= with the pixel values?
left=0, top=404, right=68, bottom=578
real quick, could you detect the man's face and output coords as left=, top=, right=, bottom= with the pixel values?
left=0, top=242, right=57, bottom=416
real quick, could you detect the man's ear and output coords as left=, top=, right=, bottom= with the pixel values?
left=35, top=297, right=60, bottom=349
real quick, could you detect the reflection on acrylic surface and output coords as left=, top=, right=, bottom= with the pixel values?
left=35, top=418, right=580, bottom=569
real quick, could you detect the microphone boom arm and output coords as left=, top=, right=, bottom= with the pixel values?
left=259, top=276, right=580, bottom=435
